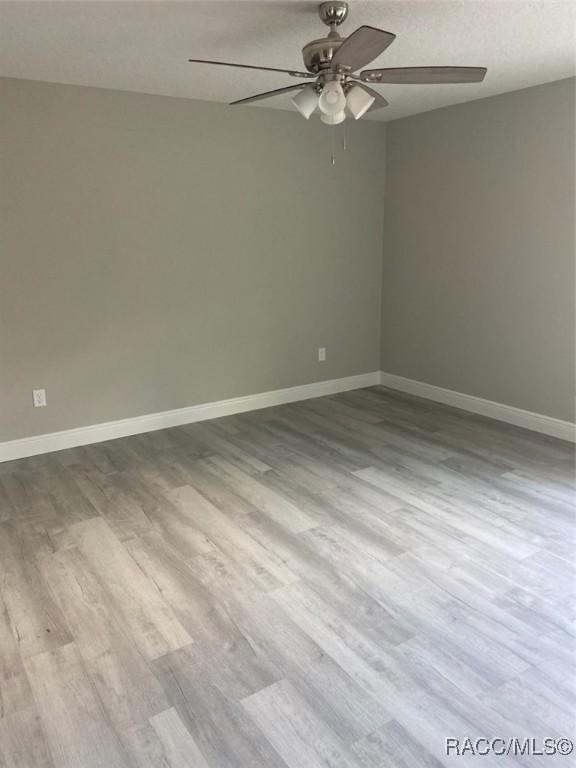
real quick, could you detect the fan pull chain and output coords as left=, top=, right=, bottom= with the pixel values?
left=331, top=125, right=336, bottom=166
left=342, top=121, right=347, bottom=152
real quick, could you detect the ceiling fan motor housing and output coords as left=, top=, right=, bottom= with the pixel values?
left=302, top=37, right=345, bottom=73
left=302, top=1, right=350, bottom=73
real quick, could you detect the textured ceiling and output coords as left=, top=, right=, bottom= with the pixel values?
left=1, top=1, right=575, bottom=122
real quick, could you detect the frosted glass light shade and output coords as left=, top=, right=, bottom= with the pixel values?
left=320, top=110, right=346, bottom=125
left=346, top=86, right=375, bottom=119
left=318, top=81, right=346, bottom=116
left=291, top=87, right=318, bottom=119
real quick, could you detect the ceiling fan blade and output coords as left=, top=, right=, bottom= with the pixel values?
left=353, top=82, right=389, bottom=111
left=331, top=26, right=396, bottom=72
left=360, top=66, right=487, bottom=84
left=230, top=84, right=306, bottom=106
left=188, top=58, right=314, bottom=79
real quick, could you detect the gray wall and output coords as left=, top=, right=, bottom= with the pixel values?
left=381, top=78, right=575, bottom=422
left=3, top=76, right=574, bottom=444
left=1, top=77, right=386, bottom=441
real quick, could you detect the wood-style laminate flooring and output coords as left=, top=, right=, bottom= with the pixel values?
left=0, top=386, right=574, bottom=767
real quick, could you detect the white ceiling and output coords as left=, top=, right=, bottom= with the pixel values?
left=1, top=1, right=574, bottom=122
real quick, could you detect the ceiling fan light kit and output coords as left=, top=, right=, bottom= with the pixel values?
left=320, top=110, right=346, bottom=125
left=346, top=85, right=375, bottom=119
left=318, top=79, right=347, bottom=116
left=188, top=1, right=487, bottom=127
left=291, top=86, right=319, bottom=119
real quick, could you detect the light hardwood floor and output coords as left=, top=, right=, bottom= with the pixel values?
left=0, top=386, right=574, bottom=767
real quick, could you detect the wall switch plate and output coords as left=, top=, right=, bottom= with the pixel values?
left=318, top=347, right=326, bottom=362
left=33, top=389, right=47, bottom=408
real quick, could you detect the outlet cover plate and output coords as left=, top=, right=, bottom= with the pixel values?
left=33, top=389, right=47, bottom=407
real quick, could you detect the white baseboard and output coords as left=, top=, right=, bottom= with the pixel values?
left=378, top=371, right=575, bottom=443
left=3, top=369, right=571, bottom=463
left=0, top=372, right=380, bottom=463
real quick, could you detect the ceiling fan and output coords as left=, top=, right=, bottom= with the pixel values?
left=188, top=1, right=487, bottom=125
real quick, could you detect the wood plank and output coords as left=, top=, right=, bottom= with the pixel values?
left=0, top=522, right=72, bottom=659
left=242, top=678, right=358, bottom=768
left=23, top=643, right=132, bottom=768
left=0, top=707, right=55, bottom=768
left=153, top=647, right=287, bottom=768
left=171, top=485, right=298, bottom=591
left=0, top=591, right=34, bottom=718
left=40, top=546, right=169, bottom=730
left=148, top=707, right=211, bottom=768
left=68, top=517, right=192, bottom=660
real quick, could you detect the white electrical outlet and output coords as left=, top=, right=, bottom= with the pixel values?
left=33, top=389, right=47, bottom=408
left=318, top=347, right=326, bottom=362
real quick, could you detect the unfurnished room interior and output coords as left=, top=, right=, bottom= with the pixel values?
left=0, top=1, right=575, bottom=766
